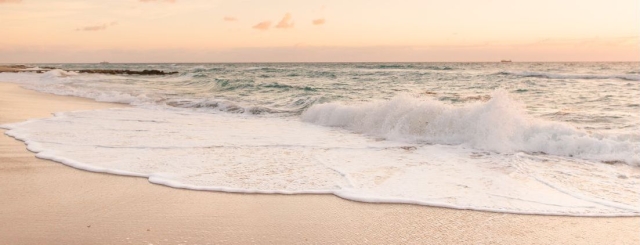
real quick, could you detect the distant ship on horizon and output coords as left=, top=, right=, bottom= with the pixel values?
left=99, top=61, right=110, bottom=64
left=500, top=60, right=512, bottom=63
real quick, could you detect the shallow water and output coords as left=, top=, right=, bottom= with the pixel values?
left=1, top=62, right=639, bottom=216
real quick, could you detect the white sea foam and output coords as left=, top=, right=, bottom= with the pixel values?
left=0, top=71, right=288, bottom=114
left=302, top=90, right=640, bottom=166
left=2, top=108, right=639, bottom=216
left=45, top=69, right=79, bottom=77
left=0, top=70, right=141, bottom=103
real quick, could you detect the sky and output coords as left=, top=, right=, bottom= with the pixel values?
left=0, top=0, right=638, bottom=62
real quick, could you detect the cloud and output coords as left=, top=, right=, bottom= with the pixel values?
left=139, top=0, right=176, bottom=3
left=312, top=18, right=325, bottom=25
left=77, top=24, right=107, bottom=31
left=76, top=22, right=118, bottom=32
left=223, top=16, right=237, bottom=22
left=0, top=0, right=21, bottom=3
left=275, top=13, right=294, bottom=29
left=252, top=21, right=271, bottom=30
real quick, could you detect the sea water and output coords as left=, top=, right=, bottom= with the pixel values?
left=1, top=62, right=638, bottom=216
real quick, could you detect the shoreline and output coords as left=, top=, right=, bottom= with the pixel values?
left=1, top=82, right=639, bottom=244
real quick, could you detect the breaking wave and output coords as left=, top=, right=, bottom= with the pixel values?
left=302, top=90, right=639, bottom=166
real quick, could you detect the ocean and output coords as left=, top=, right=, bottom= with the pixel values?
left=1, top=62, right=638, bottom=216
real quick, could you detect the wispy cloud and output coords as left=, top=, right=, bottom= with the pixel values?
left=312, top=18, right=325, bottom=25
left=275, top=13, right=294, bottom=29
left=139, top=0, right=176, bottom=3
left=0, top=0, right=21, bottom=3
left=76, top=22, right=118, bottom=32
left=77, top=24, right=107, bottom=31
left=223, top=16, right=237, bottom=22
left=252, top=21, right=271, bottom=30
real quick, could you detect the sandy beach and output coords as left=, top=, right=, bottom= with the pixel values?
left=0, top=82, right=638, bottom=244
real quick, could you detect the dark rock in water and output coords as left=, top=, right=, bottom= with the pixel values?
left=76, top=69, right=178, bottom=75
left=602, top=160, right=625, bottom=165
left=399, top=146, right=417, bottom=151
left=7, top=65, right=28, bottom=69
left=0, top=65, right=178, bottom=76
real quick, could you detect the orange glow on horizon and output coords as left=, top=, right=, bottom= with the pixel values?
left=0, top=0, right=638, bottom=62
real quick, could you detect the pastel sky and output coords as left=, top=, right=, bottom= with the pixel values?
left=1, top=0, right=638, bottom=62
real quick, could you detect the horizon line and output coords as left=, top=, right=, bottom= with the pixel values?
left=2, top=61, right=639, bottom=64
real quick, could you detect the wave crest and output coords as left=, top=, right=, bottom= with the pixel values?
left=43, top=69, right=79, bottom=78
left=302, top=90, right=639, bottom=165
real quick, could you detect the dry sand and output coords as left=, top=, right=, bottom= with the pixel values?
left=0, top=82, right=638, bottom=244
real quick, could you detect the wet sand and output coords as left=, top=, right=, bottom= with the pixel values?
left=0, top=82, right=638, bottom=244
